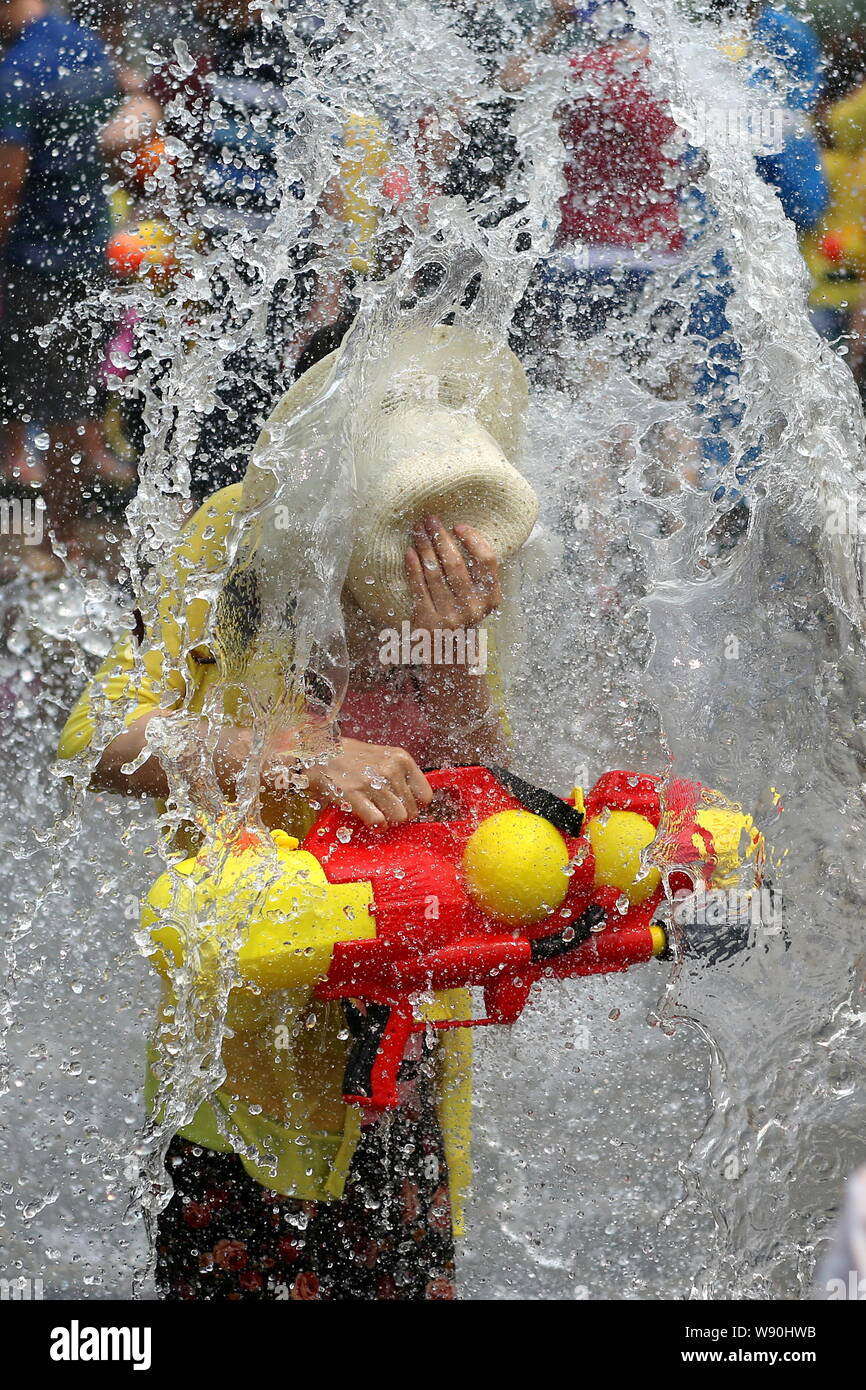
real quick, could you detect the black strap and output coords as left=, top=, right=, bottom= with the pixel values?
left=530, top=904, right=605, bottom=963
left=341, top=1001, right=392, bottom=1100
left=486, top=763, right=585, bottom=839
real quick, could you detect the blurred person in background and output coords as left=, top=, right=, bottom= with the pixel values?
left=145, top=0, right=331, bottom=501
left=552, top=7, right=685, bottom=339
left=72, top=0, right=165, bottom=492
left=820, top=22, right=866, bottom=114
left=0, top=0, right=135, bottom=570
left=805, top=42, right=866, bottom=394
left=505, top=2, right=688, bottom=381
left=686, top=0, right=829, bottom=516
left=711, top=0, right=828, bottom=230
left=146, top=0, right=534, bottom=502
left=150, top=0, right=306, bottom=236
left=818, top=1164, right=866, bottom=1299
left=433, top=0, right=528, bottom=217
left=800, top=121, right=866, bottom=376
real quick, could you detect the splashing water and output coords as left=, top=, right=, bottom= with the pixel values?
left=3, top=0, right=866, bottom=1302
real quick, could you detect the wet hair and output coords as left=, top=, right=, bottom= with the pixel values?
left=293, top=316, right=353, bottom=380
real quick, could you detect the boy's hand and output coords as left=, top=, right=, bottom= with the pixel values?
left=405, top=516, right=501, bottom=635
left=305, top=738, right=433, bottom=827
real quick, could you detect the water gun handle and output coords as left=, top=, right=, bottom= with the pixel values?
left=529, top=903, right=606, bottom=963
left=342, top=999, right=415, bottom=1109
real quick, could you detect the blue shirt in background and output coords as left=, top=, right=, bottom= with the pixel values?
left=748, top=6, right=828, bottom=231
left=753, top=5, right=824, bottom=112
left=0, top=13, right=119, bottom=275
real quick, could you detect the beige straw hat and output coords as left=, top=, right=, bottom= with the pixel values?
left=242, top=323, right=539, bottom=626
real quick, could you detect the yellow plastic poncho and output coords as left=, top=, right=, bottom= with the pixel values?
left=58, top=484, right=474, bottom=1233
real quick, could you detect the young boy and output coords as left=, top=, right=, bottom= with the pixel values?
left=58, top=325, right=538, bottom=1300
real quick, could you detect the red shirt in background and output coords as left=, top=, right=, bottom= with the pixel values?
left=557, top=43, right=684, bottom=254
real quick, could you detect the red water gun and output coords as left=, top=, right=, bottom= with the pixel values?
left=305, top=764, right=761, bottom=1109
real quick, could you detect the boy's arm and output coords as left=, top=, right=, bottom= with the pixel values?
left=90, top=709, right=432, bottom=828
left=59, top=486, right=434, bottom=826
left=56, top=488, right=244, bottom=781
left=90, top=708, right=254, bottom=801
left=58, top=554, right=294, bottom=807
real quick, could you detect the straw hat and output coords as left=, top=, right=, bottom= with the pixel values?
left=243, top=324, right=538, bottom=626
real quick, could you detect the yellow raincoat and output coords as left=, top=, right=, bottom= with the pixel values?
left=58, top=485, right=474, bottom=1233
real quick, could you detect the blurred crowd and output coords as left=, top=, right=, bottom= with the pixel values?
left=2, top=0, right=866, bottom=579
